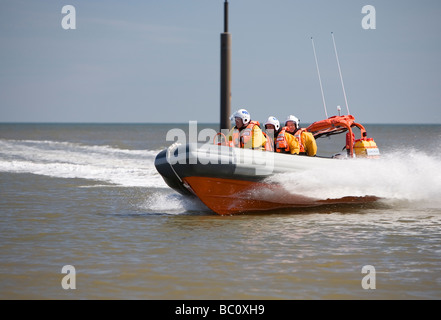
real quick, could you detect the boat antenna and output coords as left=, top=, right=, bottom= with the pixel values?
left=331, top=32, right=350, bottom=115
left=220, top=0, right=232, bottom=131
left=311, top=37, right=328, bottom=119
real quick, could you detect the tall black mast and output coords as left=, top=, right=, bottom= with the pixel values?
left=220, top=0, right=231, bottom=131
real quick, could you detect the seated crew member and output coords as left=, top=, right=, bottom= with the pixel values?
left=226, top=109, right=267, bottom=150
left=275, top=115, right=317, bottom=156
left=263, top=116, right=281, bottom=152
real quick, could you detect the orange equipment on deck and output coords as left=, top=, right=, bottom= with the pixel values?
left=306, top=115, right=379, bottom=158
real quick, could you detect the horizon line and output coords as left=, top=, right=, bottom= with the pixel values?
left=1, top=121, right=440, bottom=126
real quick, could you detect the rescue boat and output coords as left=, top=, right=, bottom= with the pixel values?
left=154, top=115, right=380, bottom=215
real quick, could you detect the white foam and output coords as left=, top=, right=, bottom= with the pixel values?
left=268, top=149, right=441, bottom=203
left=0, top=139, right=167, bottom=188
left=140, top=191, right=210, bottom=214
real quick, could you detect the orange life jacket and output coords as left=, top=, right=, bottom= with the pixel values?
left=262, top=132, right=274, bottom=152
left=275, top=127, right=306, bottom=153
left=231, top=121, right=261, bottom=148
left=293, top=128, right=306, bottom=153
left=275, top=127, right=290, bottom=153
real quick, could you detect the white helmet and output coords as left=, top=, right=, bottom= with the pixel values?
left=230, top=108, right=251, bottom=125
left=285, top=115, right=299, bottom=128
left=264, top=116, right=280, bottom=131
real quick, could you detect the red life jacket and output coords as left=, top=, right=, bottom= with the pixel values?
left=231, top=121, right=261, bottom=148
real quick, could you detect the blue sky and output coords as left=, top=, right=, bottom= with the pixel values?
left=1, top=0, right=440, bottom=124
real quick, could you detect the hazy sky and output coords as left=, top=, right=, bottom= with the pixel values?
left=1, top=0, right=440, bottom=124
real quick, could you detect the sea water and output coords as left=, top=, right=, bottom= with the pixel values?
left=0, top=123, right=440, bottom=299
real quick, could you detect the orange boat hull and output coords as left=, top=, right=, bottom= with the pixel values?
left=154, top=143, right=380, bottom=215
left=183, top=176, right=377, bottom=215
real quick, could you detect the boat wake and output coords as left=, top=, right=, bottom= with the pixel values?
left=0, top=139, right=167, bottom=188
left=2, top=139, right=441, bottom=213
left=268, top=149, right=441, bottom=209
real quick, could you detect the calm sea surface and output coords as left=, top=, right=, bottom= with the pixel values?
left=1, top=123, right=440, bottom=299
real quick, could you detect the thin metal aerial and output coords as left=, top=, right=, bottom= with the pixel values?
left=331, top=32, right=350, bottom=115
left=311, top=37, right=328, bottom=119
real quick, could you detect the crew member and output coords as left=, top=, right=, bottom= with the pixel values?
left=263, top=116, right=281, bottom=151
left=226, top=109, right=267, bottom=150
left=275, top=115, right=317, bottom=156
